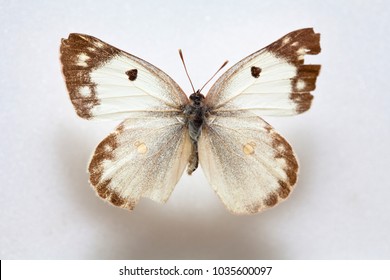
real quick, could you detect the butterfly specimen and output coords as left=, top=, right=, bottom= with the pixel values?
left=60, top=28, right=320, bottom=214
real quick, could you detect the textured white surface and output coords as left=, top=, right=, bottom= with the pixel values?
left=1, top=0, right=389, bottom=259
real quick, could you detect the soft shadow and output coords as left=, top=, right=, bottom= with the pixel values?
left=93, top=207, right=282, bottom=259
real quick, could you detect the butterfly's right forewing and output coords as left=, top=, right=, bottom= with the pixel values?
left=206, top=28, right=321, bottom=116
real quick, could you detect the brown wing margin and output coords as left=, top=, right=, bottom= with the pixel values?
left=60, top=34, right=121, bottom=119
left=205, top=28, right=321, bottom=116
left=60, top=34, right=189, bottom=120
left=265, top=28, right=321, bottom=113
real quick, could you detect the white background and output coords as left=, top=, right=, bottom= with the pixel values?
left=1, top=0, right=389, bottom=259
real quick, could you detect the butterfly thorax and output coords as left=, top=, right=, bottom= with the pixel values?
left=184, top=90, right=207, bottom=175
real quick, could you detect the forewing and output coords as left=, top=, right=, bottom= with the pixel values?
left=60, top=34, right=188, bottom=120
left=199, top=112, right=298, bottom=215
left=206, top=28, right=321, bottom=115
left=89, top=113, right=191, bottom=210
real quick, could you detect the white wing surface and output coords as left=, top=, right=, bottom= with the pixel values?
left=206, top=28, right=321, bottom=116
left=60, top=34, right=189, bottom=120
left=88, top=113, right=191, bottom=209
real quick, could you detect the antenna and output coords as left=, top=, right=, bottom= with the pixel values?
left=199, top=60, right=229, bottom=93
left=178, top=49, right=196, bottom=93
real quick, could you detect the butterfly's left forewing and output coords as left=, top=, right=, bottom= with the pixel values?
left=60, top=33, right=188, bottom=120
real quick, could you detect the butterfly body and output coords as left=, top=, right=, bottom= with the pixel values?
left=184, top=90, right=207, bottom=174
left=60, top=28, right=321, bottom=214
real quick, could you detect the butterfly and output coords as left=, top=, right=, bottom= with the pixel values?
left=60, top=28, right=321, bottom=215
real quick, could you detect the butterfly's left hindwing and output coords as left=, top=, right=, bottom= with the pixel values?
left=89, top=113, right=191, bottom=209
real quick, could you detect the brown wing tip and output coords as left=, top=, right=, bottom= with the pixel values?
left=60, top=33, right=120, bottom=120
left=60, top=34, right=86, bottom=51
left=266, top=27, right=321, bottom=65
left=265, top=28, right=322, bottom=114
left=284, top=27, right=321, bottom=53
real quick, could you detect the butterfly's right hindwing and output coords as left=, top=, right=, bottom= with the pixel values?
left=199, top=112, right=298, bottom=215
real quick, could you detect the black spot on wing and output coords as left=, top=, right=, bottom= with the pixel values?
left=126, top=69, right=138, bottom=81
left=251, top=66, right=262, bottom=78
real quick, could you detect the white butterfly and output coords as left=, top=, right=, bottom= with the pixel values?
left=60, top=28, right=321, bottom=215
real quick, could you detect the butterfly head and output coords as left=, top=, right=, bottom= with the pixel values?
left=179, top=48, right=228, bottom=107
left=189, top=90, right=205, bottom=106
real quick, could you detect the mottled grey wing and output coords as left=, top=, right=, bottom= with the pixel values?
left=89, top=113, right=191, bottom=210
left=198, top=111, right=298, bottom=215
